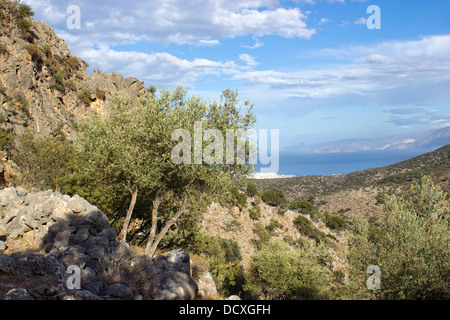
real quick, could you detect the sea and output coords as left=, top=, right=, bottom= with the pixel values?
left=254, top=147, right=437, bottom=177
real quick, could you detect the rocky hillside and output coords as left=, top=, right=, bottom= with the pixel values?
left=0, top=0, right=147, bottom=140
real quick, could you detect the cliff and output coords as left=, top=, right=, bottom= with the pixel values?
left=0, top=0, right=147, bottom=140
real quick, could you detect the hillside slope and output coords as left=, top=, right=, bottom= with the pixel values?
left=251, top=144, right=450, bottom=200
left=0, top=0, right=147, bottom=140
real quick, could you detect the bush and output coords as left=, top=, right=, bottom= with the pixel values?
left=347, top=176, right=450, bottom=300
left=290, top=200, right=322, bottom=221
left=246, top=182, right=259, bottom=197
left=0, top=129, right=14, bottom=150
left=249, top=205, right=261, bottom=220
left=267, top=218, right=281, bottom=232
left=245, top=239, right=331, bottom=300
left=96, top=88, right=106, bottom=101
left=230, top=185, right=247, bottom=208
left=77, top=89, right=92, bottom=105
left=325, top=214, right=347, bottom=230
left=17, top=3, right=34, bottom=18
left=25, top=44, right=41, bottom=61
left=294, top=216, right=327, bottom=243
left=16, top=17, right=32, bottom=32
left=261, top=188, right=289, bottom=207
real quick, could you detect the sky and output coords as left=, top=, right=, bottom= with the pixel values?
left=25, top=0, right=450, bottom=149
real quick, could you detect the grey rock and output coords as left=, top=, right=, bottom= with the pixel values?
left=5, top=288, right=34, bottom=300
left=85, top=281, right=104, bottom=296
left=152, top=271, right=198, bottom=300
left=87, top=245, right=105, bottom=260
left=166, top=249, right=191, bottom=275
left=75, top=227, right=90, bottom=242
left=67, top=195, right=89, bottom=213
left=0, top=254, right=16, bottom=272
left=106, top=283, right=134, bottom=300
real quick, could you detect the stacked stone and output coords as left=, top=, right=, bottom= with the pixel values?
left=0, top=187, right=199, bottom=300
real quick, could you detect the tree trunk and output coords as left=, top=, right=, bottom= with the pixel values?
left=145, top=192, right=164, bottom=255
left=117, top=184, right=138, bottom=242
left=145, top=195, right=188, bottom=257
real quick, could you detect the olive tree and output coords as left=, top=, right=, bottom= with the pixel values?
left=76, top=87, right=256, bottom=256
left=347, top=176, right=449, bottom=299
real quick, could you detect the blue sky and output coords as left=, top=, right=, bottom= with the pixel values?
left=26, top=0, right=450, bottom=148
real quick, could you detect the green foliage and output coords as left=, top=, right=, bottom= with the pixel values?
left=249, top=205, right=261, bottom=220
left=190, top=234, right=244, bottom=297
left=246, top=182, right=259, bottom=197
left=347, top=176, right=450, bottom=300
left=266, top=218, right=281, bottom=233
left=261, top=187, right=289, bottom=207
left=77, top=89, right=92, bottom=105
left=53, top=72, right=65, bottom=92
left=0, top=128, right=14, bottom=150
left=16, top=17, right=32, bottom=32
left=230, top=185, right=247, bottom=208
left=14, top=131, right=77, bottom=190
left=96, top=87, right=106, bottom=100
left=244, top=238, right=331, bottom=300
left=294, top=216, right=327, bottom=243
left=66, top=56, right=80, bottom=70
left=254, top=223, right=271, bottom=244
left=17, top=3, right=34, bottom=18
left=325, top=214, right=347, bottom=230
left=76, top=87, right=256, bottom=255
left=42, top=44, right=52, bottom=58
left=290, top=200, right=322, bottom=221
left=25, top=44, right=41, bottom=61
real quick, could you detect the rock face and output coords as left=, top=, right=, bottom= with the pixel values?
left=0, top=187, right=198, bottom=300
left=0, top=1, right=148, bottom=140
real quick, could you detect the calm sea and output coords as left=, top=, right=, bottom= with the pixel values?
left=254, top=148, right=437, bottom=177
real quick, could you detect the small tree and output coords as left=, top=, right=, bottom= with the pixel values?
left=76, top=87, right=256, bottom=255
left=347, top=176, right=450, bottom=299
left=245, top=238, right=331, bottom=300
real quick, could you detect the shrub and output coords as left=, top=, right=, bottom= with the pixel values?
left=230, top=185, right=247, bottom=208
left=77, top=89, right=92, bottom=105
left=254, top=223, right=271, bottom=244
left=96, top=88, right=106, bottom=100
left=347, top=176, right=450, bottom=300
left=294, top=216, right=327, bottom=243
left=325, top=214, right=347, bottom=230
left=0, top=43, right=7, bottom=55
left=17, top=3, right=34, bottom=18
left=66, top=56, right=80, bottom=70
left=16, top=17, right=32, bottom=32
left=246, top=182, right=259, bottom=197
left=249, top=205, right=261, bottom=220
left=261, top=188, right=289, bottom=207
left=0, top=129, right=14, bottom=150
left=266, top=218, right=281, bottom=232
left=25, top=44, right=41, bottom=61
left=245, top=239, right=331, bottom=300
left=43, top=44, right=52, bottom=58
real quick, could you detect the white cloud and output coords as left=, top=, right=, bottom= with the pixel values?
left=80, top=47, right=243, bottom=87
left=318, top=18, right=331, bottom=25
left=239, top=54, right=259, bottom=68
left=232, top=35, right=450, bottom=99
left=354, top=17, right=367, bottom=25
left=28, top=0, right=315, bottom=49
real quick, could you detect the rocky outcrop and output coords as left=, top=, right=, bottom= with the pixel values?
left=0, top=1, right=148, bottom=140
left=0, top=187, right=198, bottom=300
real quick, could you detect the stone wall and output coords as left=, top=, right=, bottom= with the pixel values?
left=0, top=187, right=198, bottom=300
